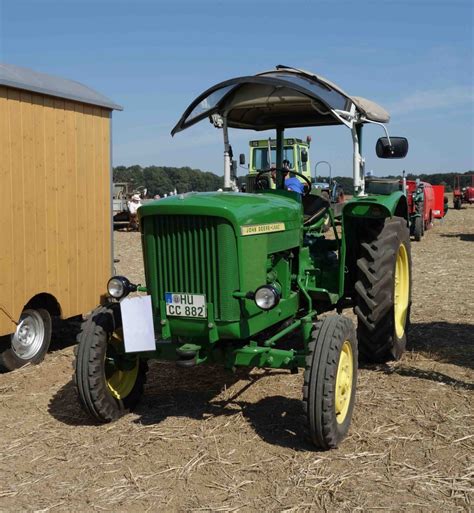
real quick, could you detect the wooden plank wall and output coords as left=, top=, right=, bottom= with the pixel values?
left=0, top=86, right=112, bottom=336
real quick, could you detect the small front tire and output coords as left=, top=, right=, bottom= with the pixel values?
left=413, top=216, right=423, bottom=241
left=303, top=315, right=358, bottom=450
left=74, top=304, right=148, bottom=422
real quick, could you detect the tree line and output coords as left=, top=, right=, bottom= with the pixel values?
left=113, top=165, right=473, bottom=195
left=113, top=165, right=224, bottom=197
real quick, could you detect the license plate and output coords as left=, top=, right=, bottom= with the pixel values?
left=165, top=293, right=207, bottom=318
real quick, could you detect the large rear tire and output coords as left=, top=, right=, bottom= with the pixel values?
left=74, top=304, right=148, bottom=422
left=354, top=216, right=411, bottom=363
left=303, top=315, right=357, bottom=450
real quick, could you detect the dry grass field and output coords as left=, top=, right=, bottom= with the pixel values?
left=1, top=201, right=473, bottom=512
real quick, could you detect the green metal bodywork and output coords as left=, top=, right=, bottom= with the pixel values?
left=344, top=191, right=408, bottom=221
left=135, top=186, right=408, bottom=369
left=139, top=191, right=302, bottom=341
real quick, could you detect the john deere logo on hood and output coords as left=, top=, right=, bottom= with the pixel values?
left=241, top=223, right=285, bottom=236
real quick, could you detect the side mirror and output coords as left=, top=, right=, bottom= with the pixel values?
left=239, top=153, right=246, bottom=165
left=376, top=137, right=409, bottom=159
left=301, top=149, right=308, bottom=163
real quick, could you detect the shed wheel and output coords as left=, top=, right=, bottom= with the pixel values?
left=355, top=216, right=411, bottom=363
left=303, top=315, right=357, bottom=450
left=74, top=304, right=147, bottom=422
left=413, top=216, right=423, bottom=241
left=0, top=308, right=52, bottom=371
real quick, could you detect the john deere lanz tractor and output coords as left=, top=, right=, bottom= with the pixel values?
left=75, top=65, right=411, bottom=449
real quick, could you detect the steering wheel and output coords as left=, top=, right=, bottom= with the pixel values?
left=255, top=168, right=312, bottom=197
left=254, top=169, right=272, bottom=191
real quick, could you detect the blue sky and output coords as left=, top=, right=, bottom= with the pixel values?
left=1, top=0, right=473, bottom=178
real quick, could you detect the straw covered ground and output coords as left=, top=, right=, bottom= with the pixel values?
left=1, top=199, right=473, bottom=512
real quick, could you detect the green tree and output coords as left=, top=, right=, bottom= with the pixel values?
left=113, top=165, right=224, bottom=196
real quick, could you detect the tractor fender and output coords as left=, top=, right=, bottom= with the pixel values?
left=343, top=192, right=409, bottom=224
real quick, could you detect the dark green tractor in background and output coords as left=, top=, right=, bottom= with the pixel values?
left=75, top=65, right=411, bottom=449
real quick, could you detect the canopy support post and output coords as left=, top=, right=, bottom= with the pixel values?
left=352, top=124, right=366, bottom=197
left=275, top=127, right=285, bottom=189
left=223, top=115, right=232, bottom=190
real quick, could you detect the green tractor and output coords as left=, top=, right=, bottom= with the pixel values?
left=242, top=136, right=312, bottom=190
left=74, top=65, right=411, bottom=449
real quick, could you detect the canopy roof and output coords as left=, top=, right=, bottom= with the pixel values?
left=172, top=65, right=389, bottom=135
left=0, top=63, right=123, bottom=111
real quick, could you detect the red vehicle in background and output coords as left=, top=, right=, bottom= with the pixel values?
left=403, top=179, right=436, bottom=241
left=432, top=185, right=448, bottom=219
left=453, top=174, right=474, bottom=209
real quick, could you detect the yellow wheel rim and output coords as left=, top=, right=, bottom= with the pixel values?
left=106, top=329, right=139, bottom=400
left=394, top=243, right=410, bottom=339
left=335, top=340, right=354, bottom=424
left=107, top=362, right=139, bottom=400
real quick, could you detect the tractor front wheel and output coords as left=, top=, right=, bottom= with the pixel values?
left=74, top=304, right=148, bottom=422
left=303, top=315, right=358, bottom=449
left=413, top=216, right=423, bottom=241
left=355, top=216, right=411, bottom=363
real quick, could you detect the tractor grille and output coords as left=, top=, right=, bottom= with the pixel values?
left=144, top=215, right=240, bottom=321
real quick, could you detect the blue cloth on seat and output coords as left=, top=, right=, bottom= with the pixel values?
left=285, top=176, right=305, bottom=194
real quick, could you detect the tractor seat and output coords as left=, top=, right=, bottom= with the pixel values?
left=302, top=193, right=330, bottom=225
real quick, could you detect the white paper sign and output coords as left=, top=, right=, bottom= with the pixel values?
left=120, top=295, right=156, bottom=353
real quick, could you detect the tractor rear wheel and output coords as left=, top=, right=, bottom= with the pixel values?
left=413, top=216, right=423, bottom=241
left=303, top=315, right=357, bottom=449
left=74, top=304, right=148, bottom=422
left=454, top=198, right=461, bottom=210
left=354, top=216, right=411, bottom=363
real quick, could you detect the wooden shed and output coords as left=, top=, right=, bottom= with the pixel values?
left=0, top=63, right=122, bottom=370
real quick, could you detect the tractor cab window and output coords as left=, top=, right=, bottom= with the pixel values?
left=253, top=146, right=295, bottom=170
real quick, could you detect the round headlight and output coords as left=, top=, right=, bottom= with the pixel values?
left=107, top=276, right=130, bottom=299
left=254, top=285, right=280, bottom=310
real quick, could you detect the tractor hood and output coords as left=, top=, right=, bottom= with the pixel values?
left=138, top=191, right=302, bottom=231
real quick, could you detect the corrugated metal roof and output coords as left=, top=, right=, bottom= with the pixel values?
left=0, top=63, right=123, bottom=111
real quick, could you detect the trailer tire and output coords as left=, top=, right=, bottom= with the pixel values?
left=424, top=211, right=432, bottom=231
left=74, top=304, right=148, bottom=422
left=0, top=309, right=52, bottom=371
left=443, top=197, right=449, bottom=217
left=303, top=315, right=357, bottom=450
left=354, top=216, right=411, bottom=363
left=413, top=216, right=423, bottom=241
